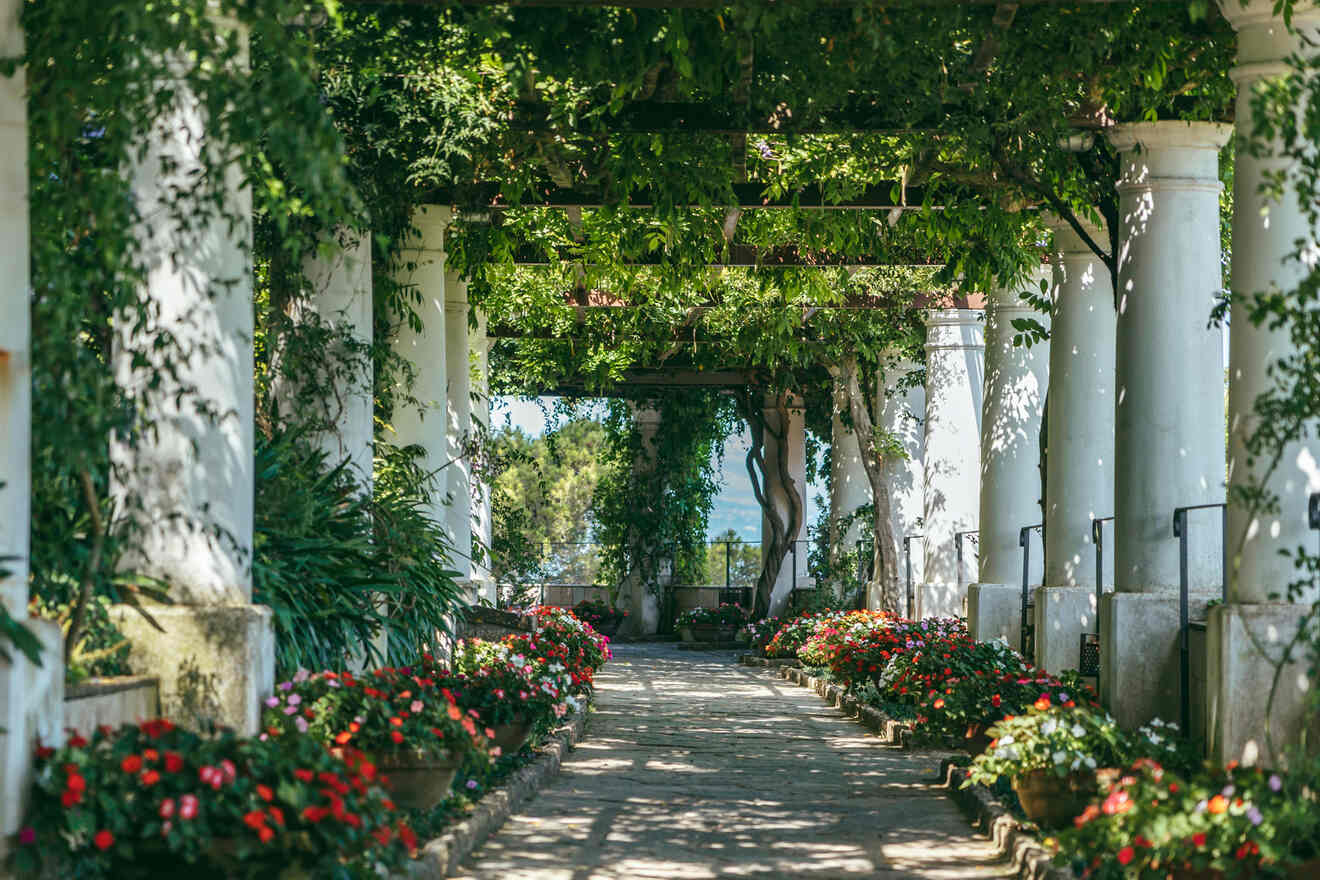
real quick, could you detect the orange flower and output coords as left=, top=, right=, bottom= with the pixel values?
left=335, top=731, right=353, bottom=745
left=1207, top=795, right=1229, bottom=815
left=447, top=704, right=462, bottom=721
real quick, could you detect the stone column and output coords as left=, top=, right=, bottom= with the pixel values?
left=1209, top=0, right=1320, bottom=764
left=828, top=373, right=871, bottom=593
left=968, top=270, right=1050, bottom=646
left=1101, top=120, right=1231, bottom=727
left=390, top=206, right=450, bottom=531
left=470, top=310, right=496, bottom=603
left=763, top=395, right=809, bottom=616
left=277, top=228, right=374, bottom=487
left=878, top=355, right=926, bottom=611
left=0, top=0, right=65, bottom=836
left=1035, top=216, right=1117, bottom=674
left=444, top=273, right=473, bottom=589
left=621, top=405, right=664, bottom=635
left=110, top=18, right=273, bottom=734
left=921, top=310, right=985, bottom=618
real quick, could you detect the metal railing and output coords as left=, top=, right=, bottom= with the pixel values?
left=1083, top=516, right=1114, bottom=677
left=1173, top=501, right=1227, bottom=734
left=903, top=534, right=923, bottom=619
left=1310, top=492, right=1320, bottom=550
left=954, top=530, right=979, bottom=597
left=1019, top=524, right=1042, bottom=656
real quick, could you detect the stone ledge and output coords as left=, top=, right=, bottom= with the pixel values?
left=762, top=660, right=1069, bottom=880
left=66, top=675, right=159, bottom=701
left=737, top=654, right=799, bottom=668
left=940, top=761, right=1073, bottom=880
left=407, top=707, right=590, bottom=879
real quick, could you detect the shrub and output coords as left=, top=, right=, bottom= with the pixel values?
left=674, top=604, right=748, bottom=629
left=571, top=599, right=627, bottom=630
left=964, top=704, right=1129, bottom=788
left=10, top=720, right=416, bottom=879
left=442, top=638, right=577, bottom=728
left=763, top=610, right=842, bottom=658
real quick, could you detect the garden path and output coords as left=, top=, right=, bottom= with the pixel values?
left=454, top=642, right=1016, bottom=879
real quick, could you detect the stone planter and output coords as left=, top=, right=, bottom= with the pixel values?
left=378, top=751, right=462, bottom=810
left=691, top=623, right=722, bottom=642
left=491, top=718, right=535, bottom=754
left=679, top=625, right=695, bottom=643
left=64, top=675, right=159, bottom=734
left=1011, top=767, right=1116, bottom=829
left=717, top=625, right=740, bottom=642
left=594, top=616, right=624, bottom=639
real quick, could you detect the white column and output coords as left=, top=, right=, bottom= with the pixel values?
left=625, top=405, right=664, bottom=635
left=829, top=374, right=871, bottom=582
left=445, top=273, right=473, bottom=584
left=921, top=309, right=985, bottom=618
left=390, top=206, right=450, bottom=530
left=763, top=395, right=808, bottom=616
left=1, top=1, right=64, bottom=838
left=0, top=0, right=29, bottom=619
left=878, top=355, right=926, bottom=609
left=1102, top=120, right=1231, bottom=727
left=470, top=310, right=495, bottom=602
left=110, top=17, right=272, bottom=735
left=968, top=270, right=1050, bottom=644
left=283, top=228, right=374, bottom=487
left=1209, top=0, right=1320, bottom=765
left=1035, top=215, right=1116, bottom=673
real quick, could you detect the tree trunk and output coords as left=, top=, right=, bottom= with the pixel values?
left=838, top=358, right=902, bottom=616
left=735, top=389, right=802, bottom=620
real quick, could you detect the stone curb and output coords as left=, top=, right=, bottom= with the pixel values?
left=764, top=663, right=1070, bottom=880
left=939, top=761, right=1074, bottom=880
left=676, top=641, right=744, bottom=651
left=406, top=708, right=589, bottom=879
left=737, top=654, right=800, bottom=668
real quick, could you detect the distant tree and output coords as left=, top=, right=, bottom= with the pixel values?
left=702, top=528, right=762, bottom=588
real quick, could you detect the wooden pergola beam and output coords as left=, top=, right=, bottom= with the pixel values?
left=505, top=244, right=943, bottom=267
left=439, top=182, right=925, bottom=210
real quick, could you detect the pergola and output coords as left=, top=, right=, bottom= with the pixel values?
left=2, top=0, right=1318, bottom=842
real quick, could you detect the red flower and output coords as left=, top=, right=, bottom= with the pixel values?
left=258, top=825, right=275, bottom=844
left=93, top=830, right=115, bottom=851
left=1116, top=846, right=1134, bottom=865
left=159, top=798, right=175, bottom=819
left=164, top=752, right=184, bottom=773
left=256, top=784, right=274, bottom=802
left=302, top=806, right=330, bottom=823
left=66, top=772, right=86, bottom=793
left=294, top=769, right=314, bottom=783
left=243, top=810, right=267, bottom=830
left=61, top=789, right=81, bottom=808
left=68, top=735, right=88, bottom=748
left=179, top=794, right=199, bottom=820
left=1192, top=832, right=1207, bottom=847
left=140, top=770, right=160, bottom=787
left=143, top=749, right=160, bottom=763
left=390, top=730, right=404, bottom=745
left=269, top=806, right=285, bottom=827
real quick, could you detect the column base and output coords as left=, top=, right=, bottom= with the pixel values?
left=917, top=583, right=965, bottom=619
left=1100, top=592, right=1212, bottom=729
left=0, top=619, right=63, bottom=835
left=1207, top=603, right=1320, bottom=767
left=113, top=604, right=274, bottom=736
left=966, top=584, right=1023, bottom=646
left=1034, top=586, right=1096, bottom=674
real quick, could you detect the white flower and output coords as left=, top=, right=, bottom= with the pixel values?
left=1040, top=719, right=1058, bottom=736
left=997, top=745, right=1021, bottom=762
left=1070, top=724, right=1086, bottom=738
left=1071, top=758, right=1082, bottom=771
left=1053, top=750, right=1068, bottom=765
left=1084, top=756, right=1097, bottom=769
left=998, top=735, right=1015, bottom=746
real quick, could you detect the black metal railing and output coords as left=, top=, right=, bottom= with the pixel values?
left=954, top=530, right=979, bottom=598
left=903, top=534, right=923, bottom=619
left=1173, top=501, right=1227, bottom=734
left=1019, top=524, right=1042, bottom=656
left=1310, top=492, right=1320, bottom=550
left=1084, top=516, right=1114, bottom=677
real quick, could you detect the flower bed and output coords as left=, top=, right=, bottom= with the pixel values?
left=11, top=609, right=613, bottom=878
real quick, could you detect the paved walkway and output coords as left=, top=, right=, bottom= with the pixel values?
left=455, top=643, right=1015, bottom=879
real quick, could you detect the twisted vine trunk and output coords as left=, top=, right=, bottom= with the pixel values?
left=838, top=357, right=902, bottom=616
left=736, top=389, right=803, bottom=620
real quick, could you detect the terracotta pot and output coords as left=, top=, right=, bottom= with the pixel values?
left=491, top=718, right=534, bottom=754
left=378, top=751, right=462, bottom=810
left=1011, top=768, right=1109, bottom=829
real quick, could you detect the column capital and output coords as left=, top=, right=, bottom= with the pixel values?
left=410, top=205, right=452, bottom=253
left=1109, top=121, right=1231, bottom=194
left=924, top=308, right=985, bottom=352
left=1218, top=0, right=1320, bottom=32
left=1045, top=214, right=1108, bottom=256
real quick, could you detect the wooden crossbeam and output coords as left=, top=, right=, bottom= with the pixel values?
left=438, top=182, right=923, bottom=210
left=506, top=244, right=942, bottom=266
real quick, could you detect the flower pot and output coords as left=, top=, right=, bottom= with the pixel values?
left=1011, top=768, right=1107, bottom=829
left=378, top=751, right=462, bottom=810
left=595, top=616, right=623, bottom=639
left=717, top=625, right=739, bottom=642
left=491, top=718, right=534, bottom=754
left=680, top=626, right=695, bottom=643
left=691, top=623, right=722, bottom=642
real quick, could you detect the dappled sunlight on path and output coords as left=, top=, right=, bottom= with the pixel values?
left=454, top=644, right=1014, bottom=879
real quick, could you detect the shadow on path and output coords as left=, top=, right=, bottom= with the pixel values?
left=454, top=643, right=1015, bottom=879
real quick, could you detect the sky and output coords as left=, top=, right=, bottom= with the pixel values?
left=493, top=396, right=823, bottom=541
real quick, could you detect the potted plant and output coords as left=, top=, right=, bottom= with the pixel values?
left=9, top=719, right=417, bottom=879
left=519, top=605, right=612, bottom=693
left=442, top=637, right=576, bottom=754
left=571, top=599, right=628, bottom=639
left=712, top=603, right=750, bottom=641
left=964, top=703, right=1129, bottom=828
left=675, top=607, right=721, bottom=642
left=261, top=668, right=491, bottom=810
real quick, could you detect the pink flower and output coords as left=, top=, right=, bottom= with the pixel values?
left=179, top=794, right=199, bottom=820
left=411, top=700, right=424, bottom=713
left=18, top=827, right=35, bottom=845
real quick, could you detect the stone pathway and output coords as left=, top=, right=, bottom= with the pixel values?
left=455, top=643, right=1016, bottom=879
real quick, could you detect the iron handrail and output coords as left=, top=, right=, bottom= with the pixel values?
left=903, top=534, right=923, bottom=619
left=1091, top=516, right=1114, bottom=636
left=1172, top=501, right=1227, bottom=735
left=1310, top=492, right=1320, bottom=551
left=954, top=530, right=980, bottom=597
left=1019, top=524, right=1042, bottom=655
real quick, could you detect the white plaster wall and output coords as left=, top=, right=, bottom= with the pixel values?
left=445, top=274, right=473, bottom=580
left=879, top=358, right=926, bottom=590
